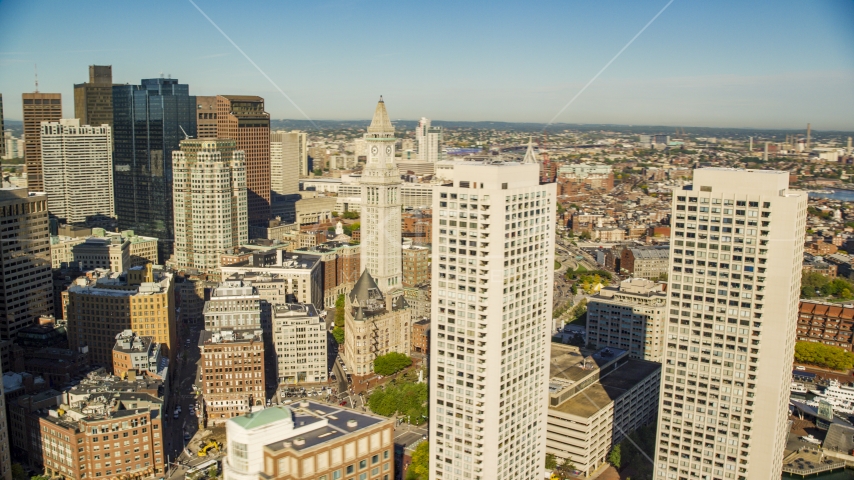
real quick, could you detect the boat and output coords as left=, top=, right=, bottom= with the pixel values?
left=791, top=382, right=808, bottom=394
left=807, top=379, right=854, bottom=415
left=801, top=434, right=822, bottom=445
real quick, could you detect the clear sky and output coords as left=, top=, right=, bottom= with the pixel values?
left=1, top=0, right=852, bottom=130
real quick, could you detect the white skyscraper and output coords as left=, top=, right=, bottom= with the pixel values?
left=40, top=119, right=114, bottom=223
left=416, top=116, right=443, bottom=163
left=360, top=97, right=402, bottom=293
left=172, top=138, right=248, bottom=276
left=654, top=168, right=806, bottom=480
left=429, top=154, right=555, bottom=480
left=270, top=130, right=302, bottom=196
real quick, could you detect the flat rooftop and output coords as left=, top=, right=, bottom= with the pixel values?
left=550, top=359, right=661, bottom=419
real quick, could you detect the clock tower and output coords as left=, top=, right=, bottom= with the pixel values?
left=360, top=97, right=402, bottom=294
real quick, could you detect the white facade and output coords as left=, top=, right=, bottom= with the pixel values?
left=270, top=130, right=303, bottom=195
left=416, top=117, right=443, bottom=163
left=654, top=168, right=807, bottom=480
left=172, top=139, right=248, bottom=275
left=2, top=131, right=23, bottom=160
left=273, top=303, right=328, bottom=384
left=360, top=98, right=402, bottom=293
left=40, top=119, right=114, bottom=223
left=429, top=159, right=555, bottom=480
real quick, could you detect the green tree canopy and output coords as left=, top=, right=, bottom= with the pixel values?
left=405, top=441, right=429, bottom=479
left=795, top=341, right=854, bottom=371
left=367, top=378, right=427, bottom=422
left=373, top=352, right=413, bottom=376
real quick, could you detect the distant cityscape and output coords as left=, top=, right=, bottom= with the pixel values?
left=0, top=62, right=854, bottom=480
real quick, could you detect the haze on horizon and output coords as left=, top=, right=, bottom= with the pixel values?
left=0, top=0, right=852, bottom=130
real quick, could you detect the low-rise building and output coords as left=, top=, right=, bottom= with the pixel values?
left=797, top=301, right=854, bottom=350
left=273, top=303, right=328, bottom=386
left=402, top=245, right=430, bottom=287
left=223, top=401, right=394, bottom=480
left=411, top=319, right=429, bottom=355
left=220, top=250, right=323, bottom=309
left=294, top=241, right=360, bottom=309
left=31, top=369, right=166, bottom=479
left=199, top=329, right=265, bottom=424
left=546, top=345, right=660, bottom=477
left=586, top=278, right=667, bottom=362
left=112, top=330, right=168, bottom=380
left=619, top=246, right=669, bottom=279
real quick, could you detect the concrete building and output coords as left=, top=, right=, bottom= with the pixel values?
left=343, top=271, right=411, bottom=376
left=220, top=250, right=323, bottom=308
left=223, top=402, right=394, bottom=480
left=3, top=131, right=23, bottom=160
left=50, top=234, right=130, bottom=272
left=429, top=154, right=556, bottom=480
left=270, top=130, right=304, bottom=196
left=360, top=98, right=402, bottom=294
left=22, top=92, right=62, bottom=192
left=416, top=117, right=443, bottom=163
left=216, top=95, right=271, bottom=226
left=111, top=329, right=167, bottom=380
left=199, top=329, right=265, bottom=424
left=273, top=303, right=328, bottom=385
left=0, top=189, right=53, bottom=365
left=73, top=65, right=116, bottom=131
left=556, top=163, right=614, bottom=197
left=295, top=196, right=337, bottom=226
left=620, top=246, right=669, bottom=280
left=402, top=244, right=430, bottom=287
left=173, top=138, right=248, bottom=276
left=40, top=119, right=114, bottom=223
left=654, top=168, right=807, bottom=480
left=203, top=280, right=265, bottom=332
left=546, top=344, right=660, bottom=477
left=587, top=277, right=667, bottom=362
left=223, top=271, right=295, bottom=306
left=64, top=264, right=177, bottom=369
left=31, top=369, right=166, bottom=479
left=196, top=95, right=218, bottom=138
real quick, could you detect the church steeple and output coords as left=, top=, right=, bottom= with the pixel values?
left=368, top=96, right=394, bottom=134
left=523, top=136, right=539, bottom=164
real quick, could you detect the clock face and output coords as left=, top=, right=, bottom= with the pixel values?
left=386, top=146, right=392, bottom=155
left=371, top=146, right=379, bottom=155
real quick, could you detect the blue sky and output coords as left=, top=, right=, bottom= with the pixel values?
left=1, top=0, right=852, bottom=129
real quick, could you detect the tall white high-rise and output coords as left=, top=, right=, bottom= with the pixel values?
left=654, top=168, right=806, bottom=480
left=172, top=138, right=248, bottom=276
left=429, top=155, right=555, bottom=480
left=270, top=130, right=302, bottom=196
left=416, top=117, right=443, bottom=162
left=40, top=119, right=113, bottom=223
left=360, top=97, right=402, bottom=293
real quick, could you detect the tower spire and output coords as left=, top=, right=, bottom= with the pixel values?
left=368, top=96, right=394, bottom=134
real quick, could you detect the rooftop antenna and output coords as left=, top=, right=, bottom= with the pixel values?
left=34, top=64, right=39, bottom=92
left=179, top=125, right=192, bottom=140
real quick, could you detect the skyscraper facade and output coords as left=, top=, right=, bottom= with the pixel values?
left=22, top=92, right=62, bottom=192
left=416, top=117, right=443, bottom=163
left=73, top=65, right=116, bottom=130
left=429, top=158, right=555, bottom=480
left=196, top=95, right=218, bottom=138
left=360, top=98, right=402, bottom=293
left=40, top=119, right=114, bottom=223
left=112, top=78, right=196, bottom=262
left=172, top=138, right=247, bottom=276
left=0, top=189, right=53, bottom=345
left=216, top=95, right=271, bottom=226
left=270, top=130, right=303, bottom=197
left=653, top=168, right=807, bottom=480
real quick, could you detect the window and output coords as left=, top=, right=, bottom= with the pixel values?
left=501, top=183, right=508, bottom=190
left=346, top=465, right=354, bottom=474
left=359, top=459, right=367, bottom=469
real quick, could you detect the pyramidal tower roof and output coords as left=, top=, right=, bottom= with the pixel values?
left=523, top=136, right=539, bottom=164
left=367, top=96, right=394, bottom=134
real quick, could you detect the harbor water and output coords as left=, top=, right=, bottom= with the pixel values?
left=808, top=190, right=854, bottom=202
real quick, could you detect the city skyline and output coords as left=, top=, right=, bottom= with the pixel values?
left=0, top=0, right=852, bottom=130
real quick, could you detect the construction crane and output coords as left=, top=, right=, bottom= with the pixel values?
left=179, top=125, right=192, bottom=140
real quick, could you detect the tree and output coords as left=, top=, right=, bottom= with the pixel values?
left=545, top=453, right=558, bottom=470
left=342, top=211, right=360, bottom=219
left=332, top=327, right=345, bottom=345
left=367, top=378, right=428, bottom=422
left=331, top=211, right=339, bottom=218
left=11, top=464, right=27, bottom=480
left=373, top=352, right=413, bottom=376
left=608, top=444, right=622, bottom=468
left=313, top=168, right=323, bottom=176
left=795, top=341, right=854, bottom=371
left=335, top=294, right=346, bottom=328
left=406, top=441, right=429, bottom=479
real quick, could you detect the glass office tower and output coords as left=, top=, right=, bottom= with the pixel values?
left=113, top=78, right=196, bottom=262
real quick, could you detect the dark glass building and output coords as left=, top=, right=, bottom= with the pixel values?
left=113, top=78, right=196, bottom=262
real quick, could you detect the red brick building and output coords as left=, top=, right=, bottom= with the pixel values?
left=797, top=301, right=854, bottom=350
left=411, top=319, right=430, bottom=355
left=199, top=329, right=266, bottom=424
